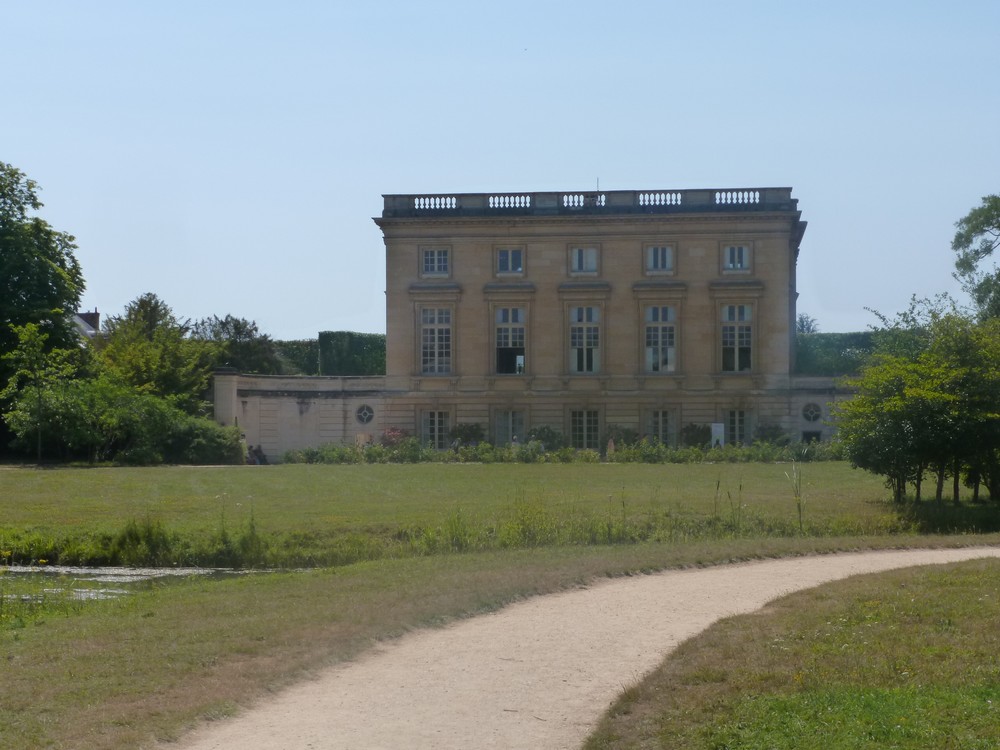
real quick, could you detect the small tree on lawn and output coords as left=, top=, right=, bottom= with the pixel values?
left=1, top=323, right=77, bottom=462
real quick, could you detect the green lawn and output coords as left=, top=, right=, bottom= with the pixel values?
left=1, top=462, right=999, bottom=749
left=586, top=557, right=1000, bottom=749
left=2, top=462, right=889, bottom=529
left=0, top=462, right=917, bottom=568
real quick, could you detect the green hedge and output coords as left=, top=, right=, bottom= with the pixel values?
left=284, top=438, right=844, bottom=465
left=318, top=331, right=385, bottom=375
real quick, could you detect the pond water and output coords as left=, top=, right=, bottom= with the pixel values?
left=3, top=564, right=223, bottom=583
left=0, top=565, right=238, bottom=604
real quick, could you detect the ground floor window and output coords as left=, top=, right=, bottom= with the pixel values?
left=570, top=410, right=600, bottom=450
left=421, top=410, right=450, bottom=449
left=648, top=410, right=671, bottom=444
left=727, top=410, right=747, bottom=445
left=494, top=409, right=525, bottom=445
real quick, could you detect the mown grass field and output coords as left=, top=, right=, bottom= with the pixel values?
left=3, top=462, right=989, bottom=568
left=1, top=462, right=999, bottom=749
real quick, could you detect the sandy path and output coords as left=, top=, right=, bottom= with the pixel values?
left=175, top=547, right=1000, bottom=750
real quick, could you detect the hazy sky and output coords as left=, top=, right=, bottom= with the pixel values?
left=4, top=1, right=998, bottom=338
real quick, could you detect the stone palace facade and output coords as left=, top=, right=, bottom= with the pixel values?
left=214, top=187, right=843, bottom=459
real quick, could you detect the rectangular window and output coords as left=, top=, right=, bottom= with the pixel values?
left=727, top=410, right=747, bottom=445
left=494, top=409, right=525, bottom=445
left=645, top=245, right=674, bottom=274
left=644, top=305, right=676, bottom=373
left=569, top=306, right=600, bottom=373
left=420, top=308, right=452, bottom=374
left=721, top=304, right=752, bottom=372
left=421, top=247, right=450, bottom=276
left=571, top=410, right=600, bottom=450
left=495, top=307, right=526, bottom=374
left=724, top=245, right=750, bottom=271
left=570, top=246, right=598, bottom=273
left=421, top=410, right=450, bottom=449
left=649, top=410, right=671, bottom=444
left=497, top=247, right=524, bottom=274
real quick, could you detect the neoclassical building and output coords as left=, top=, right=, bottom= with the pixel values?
left=215, top=187, right=841, bottom=458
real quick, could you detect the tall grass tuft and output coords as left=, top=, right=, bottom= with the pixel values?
left=786, top=461, right=805, bottom=533
left=112, top=518, right=174, bottom=566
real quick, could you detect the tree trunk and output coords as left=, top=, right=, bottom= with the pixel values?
left=953, top=459, right=961, bottom=505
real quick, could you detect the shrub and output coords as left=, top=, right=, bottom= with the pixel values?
left=450, top=422, right=486, bottom=446
left=680, top=422, right=712, bottom=448
left=281, top=436, right=846, bottom=466
left=753, top=422, right=791, bottom=447
left=604, top=424, right=640, bottom=448
left=514, top=440, right=546, bottom=463
left=392, top=436, right=432, bottom=463
left=526, top=425, right=566, bottom=450
left=164, top=416, right=244, bottom=465
left=380, top=427, right=410, bottom=447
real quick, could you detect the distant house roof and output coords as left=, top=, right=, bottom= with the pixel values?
left=73, top=309, right=100, bottom=339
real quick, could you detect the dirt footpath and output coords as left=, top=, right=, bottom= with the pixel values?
left=174, top=547, right=1000, bottom=750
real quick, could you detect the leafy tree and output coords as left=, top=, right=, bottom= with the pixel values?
left=923, top=315, right=1000, bottom=501
left=0, top=323, right=77, bottom=462
left=3, top=372, right=243, bottom=464
left=191, top=314, right=283, bottom=374
left=796, top=313, right=819, bottom=334
left=952, top=195, right=1000, bottom=320
left=835, top=309, right=1000, bottom=502
left=866, top=294, right=961, bottom=360
left=0, top=162, right=85, bottom=360
left=94, top=293, right=219, bottom=414
left=795, top=331, right=874, bottom=376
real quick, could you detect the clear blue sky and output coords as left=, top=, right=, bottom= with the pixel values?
left=4, top=0, right=998, bottom=338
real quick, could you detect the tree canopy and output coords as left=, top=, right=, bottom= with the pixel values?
left=191, top=314, right=284, bottom=374
left=0, top=323, right=78, bottom=462
left=0, top=162, right=84, bottom=357
left=795, top=313, right=819, bottom=334
left=952, top=194, right=1000, bottom=320
left=93, top=293, right=219, bottom=415
left=835, top=305, right=1000, bottom=502
left=2, top=313, right=242, bottom=465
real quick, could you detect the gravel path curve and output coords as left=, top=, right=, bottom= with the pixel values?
left=174, top=547, right=1000, bottom=750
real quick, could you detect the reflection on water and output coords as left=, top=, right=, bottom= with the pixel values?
left=48, top=586, right=130, bottom=601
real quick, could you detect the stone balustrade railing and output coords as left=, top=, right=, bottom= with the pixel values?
left=382, top=188, right=796, bottom=218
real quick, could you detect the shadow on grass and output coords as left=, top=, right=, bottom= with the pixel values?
left=896, top=499, right=1000, bottom=534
